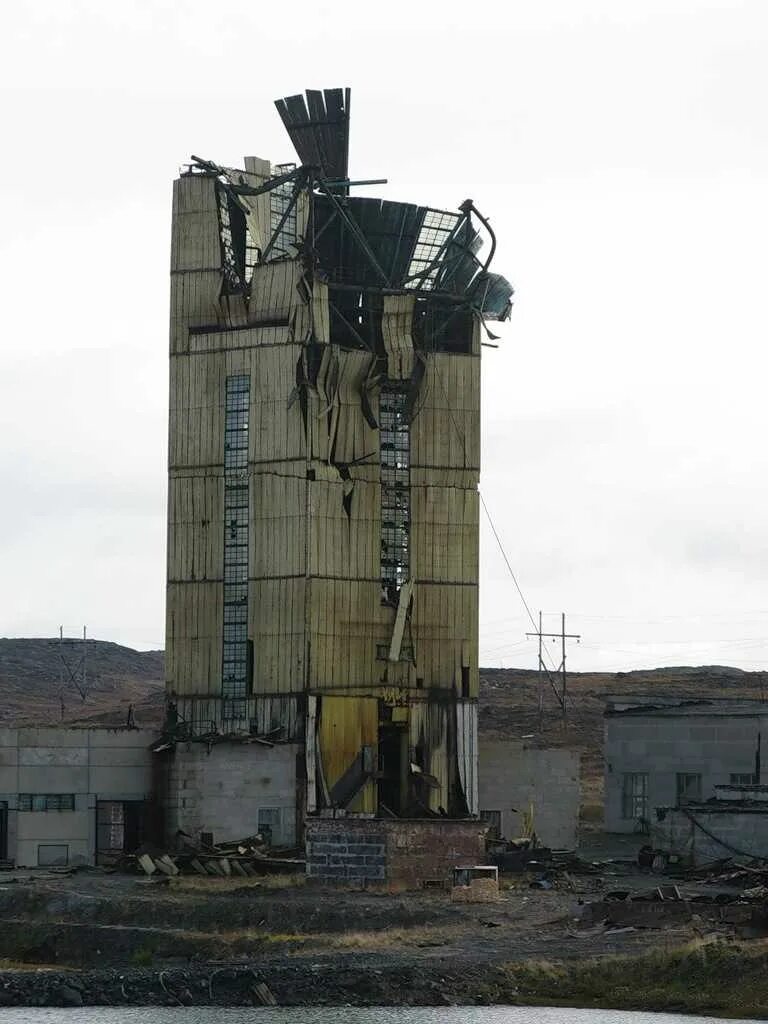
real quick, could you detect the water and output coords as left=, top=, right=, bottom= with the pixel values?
left=0, top=1010, right=751, bottom=1024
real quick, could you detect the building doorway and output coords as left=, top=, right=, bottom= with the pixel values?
left=378, top=724, right=408, bottom=816
left=96, top=801, right=146, bottom=865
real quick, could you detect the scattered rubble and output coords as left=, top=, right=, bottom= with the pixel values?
left=130, top=833, right=305, bottom=879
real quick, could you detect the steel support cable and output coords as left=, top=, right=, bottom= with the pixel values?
left=428, top=358, right=561, bottom=686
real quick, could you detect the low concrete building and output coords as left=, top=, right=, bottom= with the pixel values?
left=0, top=727, right=157, bottom=867
left=604, top=696, right=768, bottom=834
left=478, top=740, right=581, bottom=848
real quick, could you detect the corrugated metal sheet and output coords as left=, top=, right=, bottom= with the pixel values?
left=409, top=701, right=449, bottom=811
left=174, top=695, right=303, bottom=740
left=275, top=89, right=350, bottom=182
left=318, top=695, right=378, bottom=813
left=456, top=701, right=479, bottom=815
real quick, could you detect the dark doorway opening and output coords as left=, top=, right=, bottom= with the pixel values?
left=96, top=801, right=146, bottom=865
left=378, top=724, right=408, bottom=816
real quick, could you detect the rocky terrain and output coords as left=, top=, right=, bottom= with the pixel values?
left=0, top=638, right=164, bottom=728
left=1, top=639, right=766, bottom=796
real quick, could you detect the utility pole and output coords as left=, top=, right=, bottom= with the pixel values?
left=82, top=625, right=87, bottom=703
left=53, top=625, right=90, bottom=703
left=526, top=612, right=581, bottom=724
left=59, top=626, right=64, bottom=719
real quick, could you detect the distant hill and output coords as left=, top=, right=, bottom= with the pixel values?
left=1, top=639, right=765, bottom=806
left=0, top=638, right=164, bottom=728
left=478, top=664, right=768, bottom=811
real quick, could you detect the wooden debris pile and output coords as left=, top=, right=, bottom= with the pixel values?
left=131, top=834, right=305, bottom=878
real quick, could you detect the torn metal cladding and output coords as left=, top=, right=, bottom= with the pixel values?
left=166, top=88, right=510, bottom=842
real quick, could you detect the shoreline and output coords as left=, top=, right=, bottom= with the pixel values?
left=0, top=942, right=766, bottom=1016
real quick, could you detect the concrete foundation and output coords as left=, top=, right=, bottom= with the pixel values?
left=164, top=741, right=300, bottom=847
left=478, top=740, right=580, bottom=848
left=305, top=817, right=487, bottom=889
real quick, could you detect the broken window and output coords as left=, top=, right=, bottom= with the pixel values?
left=404, top=209, right=461, bottom=290
left=413, top=296, right=474, bottom=354
left=222, top=376, right=251, bottom=703
left=216, top=184, right=250, bottom=294
left=621, top=773, right=648, bottom=821
left=676, top=773, right=702, bottom=805
left=257, top=807, right=283, bottom=846
left=328, top=287, right=382, bottom=350
left=268, top=163, right=298, bottom=259
left=480, top=810, right=502, bottom=837
left=380, top=384, right=410, bottom=598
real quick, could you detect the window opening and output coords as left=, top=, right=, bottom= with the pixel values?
left=268, top=163, right=298, bottom=259
left=380, top=383, right=410, bottom=601
left=480, top=810, right=502, bottom=836
left=244, top=227, right=259, bottom=285
left=676, top=773, right=702, bottom=805
left=222, top=375, right=250, bottom=704
left=216, top=184, right=246, bottom=293
left=258, top=807, right=285, bottom=846
left=730, top=772, right=758, bottom=786
left=404, top=209, right=461, bottom=290
left=621, top=773, right=648, bottom=821
left=18, top=794, right=75, bottom=812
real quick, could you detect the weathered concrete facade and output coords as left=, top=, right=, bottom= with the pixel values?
left=164, top=88, right=512, bottom=843
left=478, top=740, right=580, bottom=848
left=604, top=696, right=768, bottom=834
left=305, top=817, right=486, bottom=889
left=164, top=741, right=299, bottom=847
left=0, top=728, right=156, bottom=867
left=651, top=786, right=768, bottom=865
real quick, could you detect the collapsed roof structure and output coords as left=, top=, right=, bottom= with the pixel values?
left=189, top=87, right=512, bottom=344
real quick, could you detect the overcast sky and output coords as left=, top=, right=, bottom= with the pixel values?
left=1, top=0, right=766, bottom=674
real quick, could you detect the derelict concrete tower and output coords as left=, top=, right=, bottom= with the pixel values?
left=163, top=89, right=512, bottom=851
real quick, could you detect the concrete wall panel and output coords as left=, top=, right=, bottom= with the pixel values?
left=165, top=741, right=299, bottom=847
left=478, top=740, right=580, bottom=849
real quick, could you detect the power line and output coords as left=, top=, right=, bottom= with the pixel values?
left=479, top=491, right=539, bottom=634
left=479, top=490, right=570, bottom=707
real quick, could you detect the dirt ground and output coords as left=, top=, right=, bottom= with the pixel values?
left=0, top=837, right=743, bottom=973
left=0, top=835, right=764, bottom=1008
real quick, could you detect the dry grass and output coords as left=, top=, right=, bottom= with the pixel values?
left=210, top=923, right=460, bottom=952
left=0, top=959, right=65, bottom=972
left=168, top=873, right=305, bottom=893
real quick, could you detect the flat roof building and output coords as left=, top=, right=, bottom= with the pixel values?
left=604, top=694, right=768, bottom=835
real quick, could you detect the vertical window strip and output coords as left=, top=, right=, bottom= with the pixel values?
left=269, top=163, right=298, bottom=259
left=380, top=383, right=410, bottom=599
left=223, top=375, right=250, bottom=709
